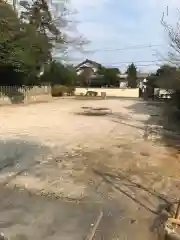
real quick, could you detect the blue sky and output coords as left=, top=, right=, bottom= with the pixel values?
left=68, top=0, right=179, bottom=73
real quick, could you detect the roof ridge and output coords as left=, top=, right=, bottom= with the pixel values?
left=75, top=59, right=102, bottom=69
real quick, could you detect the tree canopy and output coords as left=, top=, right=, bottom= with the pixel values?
left=155, top=65, right=180, bottom=90
left=98, top=67, right=120, bottom=87
left=0, top=0, right=86, bottom=86
left=0, top=0, right=53, bottom=85
left=126, top=63, right=137, bottom=88
left=40, top=61, right=77, bottom=86
left=147, top=64, right=180, bottom=91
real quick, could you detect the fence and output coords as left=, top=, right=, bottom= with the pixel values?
left=75, top=87, right=139, bottom=98
left=0, top=85, right=52, bottom=105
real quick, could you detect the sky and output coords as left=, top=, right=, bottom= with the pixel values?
left=67, top=0, right=180, bottom=73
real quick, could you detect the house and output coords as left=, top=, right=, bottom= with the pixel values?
left=75, top=59, right=149, bottom=88
left=118, top=74, right=128, bottom=88
left=118, top=72, right=149, bottom=88
left=75, top=59, right=104, bottom=86
left=136, top=72, right=149, bottom=87
left=76, top=59, right=101, bottom=76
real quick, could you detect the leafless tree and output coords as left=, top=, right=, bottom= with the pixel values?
left=161, top=7, right=180, bottom=67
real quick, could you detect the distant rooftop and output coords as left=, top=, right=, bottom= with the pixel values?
left=137, top=72, right=149, bottom=78
left=75, top=59, right=102, bottom=70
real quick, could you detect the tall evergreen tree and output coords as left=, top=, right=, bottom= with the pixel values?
left=126, top=63, right=137, bottom=88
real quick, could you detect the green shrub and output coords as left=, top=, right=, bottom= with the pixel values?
left=51, top=85, right=68, bottom=97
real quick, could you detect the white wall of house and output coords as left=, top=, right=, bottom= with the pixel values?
left=119, top=81, right=128, bottom=88
left=76, top=63, right=98, bottom=75
left=76, top=69, right=83, bottom=75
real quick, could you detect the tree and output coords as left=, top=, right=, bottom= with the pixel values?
left=78, top=67, right=94, bottom=87
left=0, top=0, right=88, bottom=87
left=155, top=65, right=180, bottom=90
left=0, top=0, right=52, bottom=85
left=126, top=63, right=137, bottom=88
left=20, top=0, right=60, bottom=62
left=40, top=60, right=77, bottom=86
left=19, top=0, right=88, bottom=62
left=159, top=9, right=180, bottom=110
left=98, top=67, right=120, bottom=87
left=146, top=73, right=157, bottom=88
left=146, top=65, right=180, bottom=91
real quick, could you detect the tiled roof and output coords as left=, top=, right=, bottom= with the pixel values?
left=75, top=59, right=102, bottom=69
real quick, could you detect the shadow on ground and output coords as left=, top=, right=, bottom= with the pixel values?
left=0, top=139, right=51, bottom=185
left=91, top=168, right=168, bottom=240
left=0, top=139, right=136, bottom=240
left=93, top=169, right=172, bottom=214
left=0, top=186, right=99, bottom=240
left=112, top=99, right=180, bottom=150
left=110, top=111, right=147, bottom=131
left=0, top=139, right=102, bottom=240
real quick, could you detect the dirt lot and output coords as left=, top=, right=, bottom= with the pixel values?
left=0, top=98, right=180, bottom=239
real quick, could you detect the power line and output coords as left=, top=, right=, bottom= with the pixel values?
left=70, top=59, right=168, bottom=67
left=67, top=44, right=164, bottom=54
left=84, top=44, right=164, bottom=52
left=97, top=60, right=166, bottom=64
left=108, top=63, right=161, bottom=67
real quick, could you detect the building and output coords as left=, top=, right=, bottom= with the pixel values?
left=75, top=59, right=102, bottom=86
left=76, top=59, right=116, bottom=87
left=136, top=72, right=149, bottom=87
left=75, top=59, right=149, bottom=88
left=76, top=59, right=101, bottom=77
left=119, top=72, right=149, bottom=88
left=118, top=74, right=128, bottom=88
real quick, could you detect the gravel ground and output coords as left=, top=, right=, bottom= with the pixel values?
left=0, top=98, right=180, bottom=239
